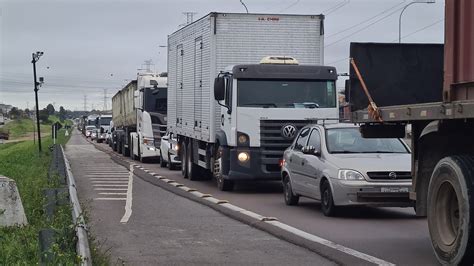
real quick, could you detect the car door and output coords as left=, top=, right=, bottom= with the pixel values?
left=300, top=128, right=325, bottom=199
left=288, top=128, right=311, bottom=195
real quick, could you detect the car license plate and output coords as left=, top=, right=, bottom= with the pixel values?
left=381, top=187, right=409, bottom=193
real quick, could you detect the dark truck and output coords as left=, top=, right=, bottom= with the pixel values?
left=347, top=0, right=474, bottom=264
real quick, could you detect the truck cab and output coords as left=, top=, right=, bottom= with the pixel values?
left=212, top=57, right=338, bottom=187
left=130, top=73, right=168, bottom=161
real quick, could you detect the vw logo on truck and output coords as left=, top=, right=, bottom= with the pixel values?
left=281, top=124, right=297, bottom=139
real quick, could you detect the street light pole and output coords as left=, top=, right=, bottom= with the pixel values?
left=398, top=0, right=435, bottom=43
left=32, top=51, right=44, bottom=153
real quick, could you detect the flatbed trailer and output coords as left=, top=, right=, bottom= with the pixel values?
left=348, top=1, right=474, bottom=264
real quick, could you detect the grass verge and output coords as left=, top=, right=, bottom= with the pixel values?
left=0, top=129, right=81, bottom=264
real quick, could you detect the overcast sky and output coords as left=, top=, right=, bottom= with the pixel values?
left=0, top=0, right=444, bottom=111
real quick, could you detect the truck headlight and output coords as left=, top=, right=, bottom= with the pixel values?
left=238, top=152, right=250, bottom=162
left=143, top=137, right=154, bottom=146
left=337, top=169, right=365, bottom=181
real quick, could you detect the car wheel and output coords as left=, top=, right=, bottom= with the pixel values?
left=181, top=142, right=188, bottom=178
left=159, top=150, right=166, bottom=168
left=283, top=175, right=299, bottom=205
left=321, top=180, right=337, bottom=217
left=214, top=146, right=234, bottom=191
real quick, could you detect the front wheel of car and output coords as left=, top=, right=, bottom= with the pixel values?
left=283, top=175, right=299, bottom=206
left=321, top=180, right=337, bottom=217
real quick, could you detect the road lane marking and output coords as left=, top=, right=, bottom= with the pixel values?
left=92, top=184, right=128, bottom=187
left=120, top=164, right=134, bottom=224
left=94, top=188, right=128, bottom=191
left=95, top=198, right=126, bottom=201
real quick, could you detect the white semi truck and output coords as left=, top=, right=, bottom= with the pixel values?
left=111, top=72, right=167, bottom=162
left=168, top=12, right=338, bottom=190
left=94, top=114, right=112, bottom=143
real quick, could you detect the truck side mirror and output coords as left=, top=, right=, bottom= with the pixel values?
left=214, top=77, right=225, bottom=101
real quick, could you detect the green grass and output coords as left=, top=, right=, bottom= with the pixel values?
left=1, top=116, right=68, bottom=140
left=0, top=130, right=81, bottom=264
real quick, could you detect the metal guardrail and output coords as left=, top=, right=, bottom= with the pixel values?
left=60, top=146, right=92, bottom=266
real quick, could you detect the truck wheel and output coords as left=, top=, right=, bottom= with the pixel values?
left=181, top=142, right=188, bottom=178
left=321, top=180, right=337, bottom=217
left=214, top=146, right=234, bottom=191
left=187, top=142, right=200, bottom=181
left=427, top=156, right=474, bottom=265
left=159, top=150, right=166, bottom=168
left=283, top=175, right=299, bottom=206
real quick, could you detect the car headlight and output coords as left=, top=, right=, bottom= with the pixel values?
left=337, top=169, right=365, bottom=181
left=172, top=143, right=179, bottom=151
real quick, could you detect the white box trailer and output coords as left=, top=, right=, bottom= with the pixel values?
left=168, top=12, right=338, bottom=190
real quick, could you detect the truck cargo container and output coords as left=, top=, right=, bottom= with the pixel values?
left=168, top=12, right=338, bottom=191
left=348, top=0, right=474, bottom=263
left=111, top=73, right=167, bottom=162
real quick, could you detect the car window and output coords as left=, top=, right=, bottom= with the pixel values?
left=294, top=128, right=310, bottom=151
left=307, top=129, right=321, bottom=149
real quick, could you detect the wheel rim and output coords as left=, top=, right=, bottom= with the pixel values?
left=435, top=180, right=460, bottom=247
left=284, top=179, right=291, bottom=201
left=213, top=148, right=223, bottom=186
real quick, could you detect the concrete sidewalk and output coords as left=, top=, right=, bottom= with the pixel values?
left=66, top=130, right=335, bottom=265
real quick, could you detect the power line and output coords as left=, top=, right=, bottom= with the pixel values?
left=325, top=5, right=407, bottom=48
left=392, top=18, right=444, bottom=42
left=326, top=1, right=407, bottom=38
left=279, top=0, right=300, bottom=13
left=324, top=0, right=350, bottom=15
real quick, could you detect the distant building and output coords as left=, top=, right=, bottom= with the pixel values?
left=0, top=104, right=13, bottom=114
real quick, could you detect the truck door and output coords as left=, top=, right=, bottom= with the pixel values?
left=176, top=44, right=184, bottom=128
left=194, top=37, right=203, bottom=137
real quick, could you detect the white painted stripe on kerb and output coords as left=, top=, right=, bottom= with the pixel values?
left=90, top=178, right=129, bottom=181
left=120, top=164, right=134, bottom=224
left=99, top=192, right=127, bottom=195
left=91, top=181, right=129, bottom=184
left=265, top=221, right=394, bottom=266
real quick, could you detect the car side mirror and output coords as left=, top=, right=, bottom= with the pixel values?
left=302, top=146, right=321, bottom=156
left=214, top=77, right=225, bottom=101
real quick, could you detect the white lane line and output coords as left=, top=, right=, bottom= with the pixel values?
left=99, top=192, right=127, bottom=195
left=95, top=198, right=126, bottom=201
left=264, top=221, right=394, bottom=265
left=120, top=164, right=134, bottom=224
left=91, top=180, right=129, bottom=184
left=90, top=178, right=129, bottom=181
left=85, top=174, right=130, bottom=176
left=92, top=184, right=128, bottom=187
left=94, top=188, right=128, bottom=191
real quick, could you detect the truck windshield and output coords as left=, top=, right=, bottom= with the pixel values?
left=100, top=117, right=111, bottom=125
left=237, top=79, right=336, bottom=108
left=326, top=128, right=409, bottom=154
left=144, top=87, right=167, bottom=114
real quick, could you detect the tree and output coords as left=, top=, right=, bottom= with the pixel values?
left=46, top=104, right=55, bottom=115
left=8, top=107, right=21, bottom=119
left=39, top=109, right=49, bottom=123
left=59, top=106, right=67, bottom=121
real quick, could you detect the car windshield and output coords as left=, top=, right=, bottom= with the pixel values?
left=100, top=117, right=111, bottom=125
left=237, top=79, right=336, bottom=108
left=326, top=128, right=408, bottom=154
left=144, top=87, right=167, bottom=114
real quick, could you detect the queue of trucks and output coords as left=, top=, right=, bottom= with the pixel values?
left=95, top=2, right=473, bottom=264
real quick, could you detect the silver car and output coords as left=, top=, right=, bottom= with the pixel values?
left=281, top=123, right=412, bottom=216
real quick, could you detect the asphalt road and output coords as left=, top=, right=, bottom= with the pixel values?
left=66, top=130, right=335, bottom=265
left=91, top=138, right=439, bottom=265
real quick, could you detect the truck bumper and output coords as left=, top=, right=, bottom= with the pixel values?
left=141, top=145, right=160, bottom=159
left=226, top=147, right=280, bottom=181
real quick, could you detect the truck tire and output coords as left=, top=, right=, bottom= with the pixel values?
left=187, top=142, right=200, bottom=181
left=181, top=141, right=188, bottom=179
left=427, top=156, right=474, bottom=265
left=214, top=146, right=234, bottom=191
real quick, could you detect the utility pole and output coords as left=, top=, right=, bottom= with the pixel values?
left=32, top=51, right=44, bottom=153
left=103, top=89, right=108, bottom=111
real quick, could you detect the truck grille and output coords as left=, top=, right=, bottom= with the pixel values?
left=367, top=171, right=412, bottom=180
left=260, top=120, right=314, bottom=173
